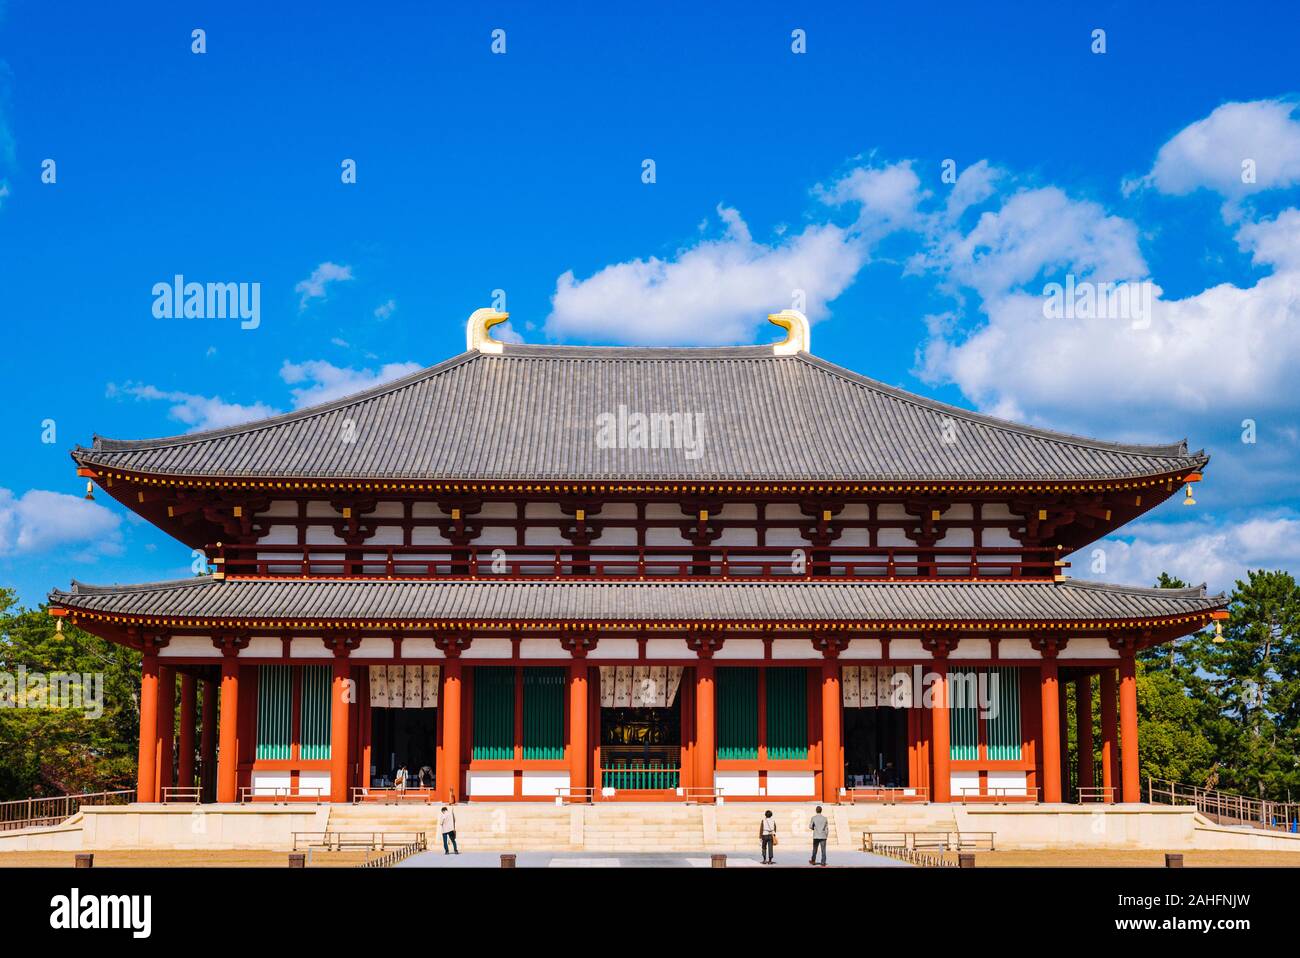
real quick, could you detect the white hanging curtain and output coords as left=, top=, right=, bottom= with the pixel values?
left=599, top=666, right=615, bottom=707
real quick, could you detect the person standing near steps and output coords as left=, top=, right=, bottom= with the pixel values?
left=438, top=804, right=459, bottom=854
left=808, top=805, right=829, bottom=866
left=759, top=810, right=777, bottom=864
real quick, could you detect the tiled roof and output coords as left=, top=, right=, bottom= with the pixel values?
left=73, top=345, right=1206, bottom=483
left=50, top=576, right=1226, bottom=626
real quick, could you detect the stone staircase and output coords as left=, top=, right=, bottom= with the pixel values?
left=326, top=803, right=580, bottom=851
left=583, top=804, right=705, bottom=851
left=325, top=801, right=962, bottom=853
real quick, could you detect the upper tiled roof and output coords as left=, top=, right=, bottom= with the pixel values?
left=49, top=576, right=1225, bottom=626
left=73, top=345, right=1207, bottom=483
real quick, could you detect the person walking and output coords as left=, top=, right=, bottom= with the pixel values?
left=438, top=804, right=459, bottom=854
left=759, top=809, right=777, bottom=864
left=808, top=805, right=829, bottom=866
left=394, top=764, right=408, bottom=798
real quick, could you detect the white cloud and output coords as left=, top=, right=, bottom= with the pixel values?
left=278, top=359, right=423, bottom=408
left=943, top=160, right=1002, bottom=222
left=917, top=198, right=1300, bottom=434
left=108, top=382, right=280, bottom=433
left=546, top=161, right=926, bottom=345
left=1135, top=98, right=1300, bottom=205
left=1084, top=516, right=1300, bottom=593
left=295, top=261, right=353, bottom=310
left=914, top=186, right=1147, bottom=300
left=374, top=299, right=396, bottom=320
left=0, top=488, right=123, bottom=558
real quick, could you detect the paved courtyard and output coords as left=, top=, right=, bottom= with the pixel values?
left=397, top=849, right=908, bottom=868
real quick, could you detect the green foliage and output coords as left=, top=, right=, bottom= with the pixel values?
left=0, top=588, right=141, bottom=800
left=1134, top=569, right=1300, bottom=801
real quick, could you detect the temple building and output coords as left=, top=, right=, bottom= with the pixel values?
left=49, top=309, right=1226, bottom=807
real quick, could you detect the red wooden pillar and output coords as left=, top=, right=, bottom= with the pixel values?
left=695, top=661, right=716, bottom=797
left=329, top=651, right=353, bottom=803
left=929, top=661, right=951, bottom=802
left=568, top=661, right=589, bottom=796
left=441, top=659, right=463, bottom=803
left=1119, top=652, right=1140, bottom=802
left=216, top=647, right=240, bottom=803
left=137, top=651, right=161, bottom=803
left=156, top=665, right=175, bottom=801
left=820, top=659, right=842, bottom=803
left=200, top=677, right=217, bottom=802
left=1076, top=674, right=1095, bottom=795
left=1058, top=675, right=1070, bottom=801
left=1100, top=668, right=1118, bottom=803
left=177, top=673, right=196, bottom=790
left=1039, top=654, right=1062, bottom=803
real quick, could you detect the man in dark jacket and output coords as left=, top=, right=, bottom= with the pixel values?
left=808, top=806, right=829, bottom=866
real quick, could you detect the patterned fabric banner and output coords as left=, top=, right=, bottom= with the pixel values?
left=841, top=666, right=910, bottom=709
left=369, top=665, right=388, bottom=707
left=402, top=666, right=423, bottom=707
left=422, top=665, right=440, bottom=708
left=386, top=665, right=404, bottom=708
left=600, top=666, right=683, bottom=708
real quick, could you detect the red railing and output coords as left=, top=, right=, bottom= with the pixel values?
left=213, top=542, right=1061, bottom=581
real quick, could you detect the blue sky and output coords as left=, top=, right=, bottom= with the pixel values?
left=2, top=0, right=1299, bottom=605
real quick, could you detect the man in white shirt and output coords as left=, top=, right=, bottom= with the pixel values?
left=438, top=805, right=459, bottom=854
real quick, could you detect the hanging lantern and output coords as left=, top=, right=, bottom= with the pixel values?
left=1212, top=620, right=1225, bottom=644
left=84, top=479, right=95, bottom=501
left=1183, top=484, right=1196, bottom=506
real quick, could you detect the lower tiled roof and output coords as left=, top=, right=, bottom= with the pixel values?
left=49, top=576, right=1226, bottom=626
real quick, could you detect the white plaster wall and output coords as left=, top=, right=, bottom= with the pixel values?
left=766, top=771, right=816, bottom=797
left=949, top=639, right=991, bottom=660
left=997, top=639, right=1038, bottom=660
left=355, top=636, right=393, bottom=659
left=951, top=771, right=981, bottom=799
left=466, top=638, right=513, bottom=659
left=1059, top=637, right=1119, bottom=660
left=290, top=638, right=332, bottom=659
left=400, top=638, right=442, bottom=659
left=519, top=638, right=568, bottom=659
left=588, top=638, right=638, bottom=660
left=160, top=636, right=214, bottom=658
left=645, top=639, right=692, bottom=660
left=297, top=772, right=331, bottom=799
left=987, top=770, right=1029, bottom=796
left=715, top=771, right=761, bottom=797
left=840, top=639, right=883, bottom=660
left=522, top=771, right=571, bottom=797
left=887, top=639, right=930, bottom=660
left=244, top=636, right=282, bottom=658
left=466, top=770, right=515, bottom=797
left=250, top=771, right=291, bottom=795
left=715, top=639, right=764, bottom=660
left=770, top=639, right=819, bottom=660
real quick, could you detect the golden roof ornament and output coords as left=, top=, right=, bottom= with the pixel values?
left=466, top=307, right=510, bottom=354
left=768, top=308, right=810, bottom=355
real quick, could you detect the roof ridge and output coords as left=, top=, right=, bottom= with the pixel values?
left=792, top=353, right=1202, bottom=461
left=54, top=576, right=1218, bottom=601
